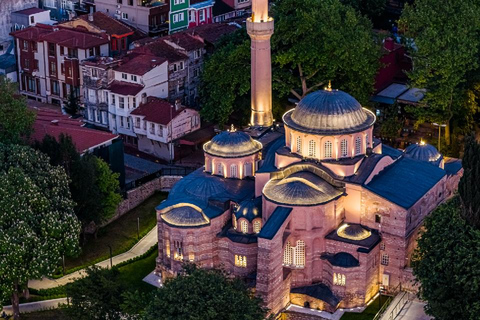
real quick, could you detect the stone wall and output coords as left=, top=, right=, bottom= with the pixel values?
left=105, top=175, right=182, bottom=226
left=0, top=0, right=37, bottom=40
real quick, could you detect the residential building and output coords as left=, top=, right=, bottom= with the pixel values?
left=212, top=0, right=247, bottom=23
left=11, top=8, right=53, bottom=31
left=105, top=53, right=169, bottom=146
left=132, top=39, right=189, bottom=104
left=169, top=0, right=189, bottom=33
left=60, top=12, right=139, bottom=56
left=0, top=0, right=37, bottom=41
left=11, top=24, right=109, bottom=104
left=94, top=0, right=169, bottom=36
left=38, top=0, right=80, bottom=22
left=131, top=96, right=200, bottom=160
left=187, top=0, right=214, bottom=29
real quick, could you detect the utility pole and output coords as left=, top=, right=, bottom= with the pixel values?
left=107, top=245, right=113, bottom=268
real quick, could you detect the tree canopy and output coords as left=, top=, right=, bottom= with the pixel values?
left=412, top=198, right=480, bottom=320
left=0, top=76, right=35, bottom=144
left=399, top=0, right=480, bottom=145
left=340, top=0, right=387, bottom=20
left=143, top=265, right=269, bottom=320
left=458, top=135, right=480, bottom=229
left=0, top=143, right=80, bottom=319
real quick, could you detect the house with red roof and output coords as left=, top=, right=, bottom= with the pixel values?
left=11, top=24, right=109, bottom=105
left=130, top=96, right=200, bottom=160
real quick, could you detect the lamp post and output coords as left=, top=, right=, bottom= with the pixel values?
left=107, top=245, right=113, bottom=268
left=432, top=123, right=447, bottom=152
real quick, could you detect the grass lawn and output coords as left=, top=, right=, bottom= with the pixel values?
left=64, top=192, right=167, bottom=273
left=340, top=295, right=390, bottom=320
left=117, top=247, right=158, bottom=293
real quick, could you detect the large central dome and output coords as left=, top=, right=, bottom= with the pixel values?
left=283, top=89, right=376, bottom=134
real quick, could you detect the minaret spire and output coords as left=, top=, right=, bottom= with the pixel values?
left=247, top=0, right=274, bottom=127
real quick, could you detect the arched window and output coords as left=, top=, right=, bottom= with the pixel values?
left=253, top=220, right=261, bottom=233
left=232, top=214, right=237, bottom=230
left=289, top=132, right=293, bottom=149
left=333, top=273, right=346, bottom=286
left=296, top=136, right=302, bottom=153
left=324, top=141, right=333, bottom=158
left=216, top=163, right=223, bottom=176
left=241, top=220, right=248, bottom=234
left=333, top=273, right=338, bottom=285
left=355, top=136, right=362, bottom=155
left=230, top=164, right=238, bottom=178
left=283, top=241, right=292, bottom=265
left=340, top=139, right=348, bottom=157
left=295, top=240, right=305, bottom=267
left=366, top=134, right=370, bottom=148
left=244, top=162, right=253, bottom=176
left=235, top=255, right=247, bottom=268
left=308, top=140, right=316, bottom=157
left=341, top=274, right=346, bottom=286
left=165, top=239, right=170, bottom=257
left=188, top=252, right=195, bottom=262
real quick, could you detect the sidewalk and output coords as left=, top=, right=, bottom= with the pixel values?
left=395, top=299, right=432, bottom=320
left=2, top=298, right=67, bottom=315
left=29, top=225, right=158, bottom=290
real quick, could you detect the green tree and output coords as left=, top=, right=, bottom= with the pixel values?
left=458, top=135, right=480, bottom=228
left=64, top=89, right=79, bottom=116
left=412, top=198, right=480, bottom=320
left=0, top=76, right=35, bottom=144
left=199, top=29, right=251, bottom=127
left=399, top=0, right=480, bottom=145
left=143, top=265, right=269, bottom=320
left=272, top=0, right=381, bottom=103
left=95, top=157, right=122, bottom=222
left=340, top=0, right=387, bottom=20
left=0, top=144, right=80, bottom=319
left=34, top=134, right=80, bottom=175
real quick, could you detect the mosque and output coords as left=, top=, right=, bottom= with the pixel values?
left=154, top=0, right=463, bottom=315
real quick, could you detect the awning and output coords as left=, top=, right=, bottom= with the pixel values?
left=371, top=83, right=425, bottom=105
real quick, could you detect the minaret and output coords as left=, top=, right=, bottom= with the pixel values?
left=247, top=0, right=274, bottom=128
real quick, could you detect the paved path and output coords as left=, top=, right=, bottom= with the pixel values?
left=395, top=299, right=432, bottom=320
left=29, top=225, right=158, bottom=290
left=2, top=298, right=68, bottom=315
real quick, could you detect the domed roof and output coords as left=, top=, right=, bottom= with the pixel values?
left=203, top=128, right=262, bottom=158
left=337, top=224, right=371, bottom=241
left=184, top=175, right=227, bottom=201
left=404, top=142, right=443, bottom=166
left=161, top=204, right=210, bottom=227
left=263, top=171, right=344, bottom=206
left=283, top=89, right=375, bottom=135
left=323, top=252, right=360, bottom=268
left=234, top=197, right=262, bottom=221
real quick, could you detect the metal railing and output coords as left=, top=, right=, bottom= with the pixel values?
left=374, top=290, right=411, bottom=320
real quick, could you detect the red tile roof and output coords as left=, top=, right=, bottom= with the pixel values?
left=31, top=108, right=118, bottom=153
left=163, top=32, right=204, bottom=51
left=41, top=28, right=109, bottom=49
left=10, top=24, right=53, bottom=42
left=130, top=97, right=186, bottom=125
left=115, top=53, right=167, bottom=75
left=79, top=12, right=133, bottom=37
left=108, top=80, right=144, bottom=96
left=13, top=7, right=49, bottom=15
left=133, top=40, right=188, bottom=63
left=192, top=23, right=239, bottom=44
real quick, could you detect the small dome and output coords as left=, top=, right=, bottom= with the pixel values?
left=404, top=143, right=443, bottom=166
left=283, top=89, right=375, bottom=135
left=234, top=197, right=262, bottom=222
left=161, top=204, right=210, bottom=227
left=184, top=175, right=227, bottom=201
left=337, top=224, right=371, bottom=241
left=263, top=171, right=344, bottom=206
left=323, top=252, right=360, bottom=268
left=203, top=130, right=262, bottom=158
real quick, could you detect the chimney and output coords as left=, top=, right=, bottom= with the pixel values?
left=384, top=37, right=394, bottom=51
left=141, top=94, right=148, bottom=104
left=88, top=7, right=94, bottom=22
left=174, top=99, right=181, bottom=111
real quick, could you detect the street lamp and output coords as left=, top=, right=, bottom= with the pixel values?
left=432, top=123, right=447, bottom=152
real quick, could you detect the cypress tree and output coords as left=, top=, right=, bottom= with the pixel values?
left=458, top=135, right=480, bottom=228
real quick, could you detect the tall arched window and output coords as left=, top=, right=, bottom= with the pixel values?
left=308, top=140, right=316, bottom=157
left=283, top=241, right=292, bottom=265
left=366, top=134, right=370, bottom=147
left=295, top=240, right=305, bottom=267
left=230, top=164, right=238, bottom=178
left=244, top=162, right=253, bottom=176
left=165, top=239, right=170, bottom=257
left=232, top=214, right=237, bottom=230
left=324, top=141, right=333, bottom=158
left=241, top=220, right=248, bottom=234
left=355, top=136, right=362, bottom=155
left=289, top=132, right=293, bottom=149
left=253, top=220, right=261, bottom=233
left=296, top=136, right=302, bottom=153
left=340, top=139, right=348, bottom=157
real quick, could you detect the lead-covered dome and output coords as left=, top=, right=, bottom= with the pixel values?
left=337, top=224, right=371, bottom=241
left=404, top=143, right=443, bottom=167
left=203, top=130, right=262, bottom=158
left=161, top=204, right=210, bottom=227
left=283, top=89, right=376, bottom=134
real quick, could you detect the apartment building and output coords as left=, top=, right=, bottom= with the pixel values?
left=12, top=24, right=109, bottom=104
